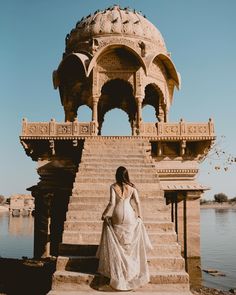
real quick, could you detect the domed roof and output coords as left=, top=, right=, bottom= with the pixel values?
left=66, top=5, right=166, bottom=52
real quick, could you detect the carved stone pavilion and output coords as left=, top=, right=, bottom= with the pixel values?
left=20, top=5, right=215, bottom=293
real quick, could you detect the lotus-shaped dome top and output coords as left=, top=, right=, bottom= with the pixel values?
left=66, top=5, right=167, bottom=53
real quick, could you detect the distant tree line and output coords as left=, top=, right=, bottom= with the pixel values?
left=201, top=193, right=236, bottom=204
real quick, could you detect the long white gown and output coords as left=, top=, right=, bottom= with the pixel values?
left=96, top=183, right=153, bottom=291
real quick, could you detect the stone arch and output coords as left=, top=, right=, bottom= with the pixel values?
left=87, top=44, right=147, bottom=76
left=98, top=79, right=137, bottom=135
left=143, top=83, right=166, bottom=122
left=146, top=53, right=180, bottom=88
left=142, top=105, right=157, bottom=122
left=101, top=109, right=131, bottom=136
left=77, top=104, right=92, bottom=122
left=56, top=54, right=90, bottom=122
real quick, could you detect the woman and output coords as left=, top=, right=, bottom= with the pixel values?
left=96, top=166, right=153, bottom=291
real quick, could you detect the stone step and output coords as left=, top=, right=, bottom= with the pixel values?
left=69, top=195, right=165, bottom=204
left=80, top=159, right=153, bottom=165
left=82, top=154, right=146, bottom=159
left=64, top=221, right=174, bottom=233
left=58, top=243, right=181, bottom=257
left=74, top=177, right=159, bottom=184
left=77, top=170, right=157, bottom=177
left=68, top=201, right=167, bottom=211
left=56, top=255, right=185, bottom=273
left=73, top=183, right=161, bottom=191
left=78, top=166, right=156, bottom=172
left=62, top=231, right=176, bottom=245
left=71, top=188, right=164, bottom=198
left=49, top=290, right=193, bottom=295
left=66, top=211, right=170, bottom=222
left=84, top=141, right=151, bottom=146
left=83, top=145, right=151, bottom=150
left=67, top=203, right=169, bottom=213
left=51, top=270, right=189, bottom=291
left=76, top=168, right=158, bottom=179
left=76, top=172, right=158, bottom=179
left=83, top=140, right=150, bottom=144
left=78, top=163, right=156, bottom=169
left=83, top=142, right=151, bottom=147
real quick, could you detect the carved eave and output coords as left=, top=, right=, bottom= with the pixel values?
left=53, top=53, right=91, bottom=90
left=161, top=181, right=209, bottom=192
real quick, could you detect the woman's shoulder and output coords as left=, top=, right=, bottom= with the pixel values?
left=110, top=183, right=117, bottom=189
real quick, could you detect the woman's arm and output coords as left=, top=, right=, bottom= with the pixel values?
left=101, top=185, right=116, bottom=220
left=133, top=188, right=143, bottom=219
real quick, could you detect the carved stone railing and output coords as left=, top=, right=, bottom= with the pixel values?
left=139, top=118, right=215, bottom=139
left=21, top=118, right=98, bottom=137
left=21, top=118, right=215, bottom=140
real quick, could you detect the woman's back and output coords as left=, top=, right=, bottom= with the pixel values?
left=111, top=183, right=137, bottom=225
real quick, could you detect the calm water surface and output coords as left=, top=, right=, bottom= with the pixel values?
left=201, top=208, right=236, bottom=290
left=0, top=211, right=34, bottom=258
left=0, top=209, right=236, bottom=290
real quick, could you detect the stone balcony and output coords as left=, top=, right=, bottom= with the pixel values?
left=21, top=118, right=97, bottom=138
left=139, top=118, right=215, bottom=140
left=20, top=118, right=215, bottom=140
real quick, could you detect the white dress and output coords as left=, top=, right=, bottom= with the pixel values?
left=96, top=183, right=153, bottom=291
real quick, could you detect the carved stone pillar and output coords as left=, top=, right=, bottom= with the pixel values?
left=92, top=96, right=99, bottom=135
left=92, top=97, right=99, bottom=122
left=136, top=96, right=143, bottom=134
left=158, top=104, right=165, bottom=122
left=129, top=118, right=136, bottom=136
left=32, top=189, right=53, bottom=258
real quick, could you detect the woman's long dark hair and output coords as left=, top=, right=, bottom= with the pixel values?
left=115, top=166, right=134, bottom=188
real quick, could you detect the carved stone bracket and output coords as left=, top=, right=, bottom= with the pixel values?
left=180, top=140, right=187, bottom=156
left=49, top=140, right=55, bottom=155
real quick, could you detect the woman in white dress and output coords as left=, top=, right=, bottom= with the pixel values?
left=96, top=166, right=153, bottom=291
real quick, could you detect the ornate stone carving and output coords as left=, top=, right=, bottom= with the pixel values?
left=79, top=124, right=90, bottom=134
left=98, top=72, right=135, bottom=94
left=57, top=124, right=73, bottom=135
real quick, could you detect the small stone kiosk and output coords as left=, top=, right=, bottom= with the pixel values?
left=20, top=5, right=215, bottom=292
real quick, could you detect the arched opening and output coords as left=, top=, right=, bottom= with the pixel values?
left=101, top=109, right=131, bottom=136
left=77, top=105, right=92, bottom=122
left=98, top=79, right=136, bottom=135
left=57, top=55, right=89, bottom=122
left=143, top=83, right=165, bottom=122
left=142, top=105, right=157, bottom=122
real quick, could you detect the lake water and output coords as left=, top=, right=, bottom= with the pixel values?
left=0, top=208, right=236, bottom=290
left=200, top=208, right=236, bottom=290
left=0, top=211, right=34, bottom=258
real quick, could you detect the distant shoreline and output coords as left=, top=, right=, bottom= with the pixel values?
left=200, top=202, right=236, bottom=209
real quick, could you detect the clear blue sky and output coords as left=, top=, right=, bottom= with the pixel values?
left=0, top=0, right=236, bottom=199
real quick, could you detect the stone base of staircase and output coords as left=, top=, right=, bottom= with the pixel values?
left=49, top=271, right=193, bottom=294
left=48, top=138, right=192, bottom=295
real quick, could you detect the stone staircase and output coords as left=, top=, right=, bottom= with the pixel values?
left=50, top=137, right=191, bottom=294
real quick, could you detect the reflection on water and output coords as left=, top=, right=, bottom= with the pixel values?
left=201, top=208, right=236, bottom=290
left=0, top=211, right=34, bottom=258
